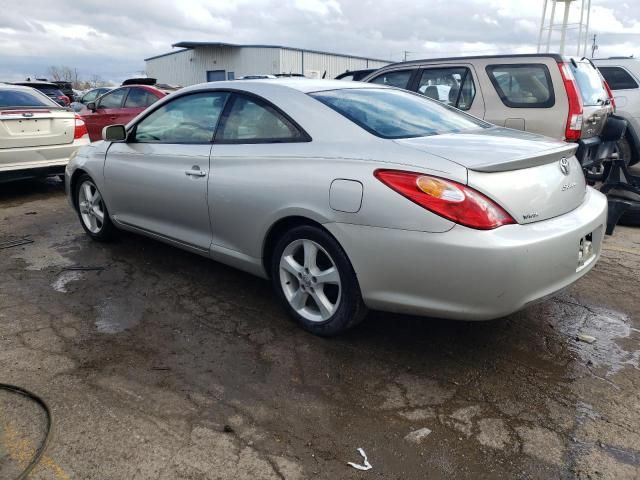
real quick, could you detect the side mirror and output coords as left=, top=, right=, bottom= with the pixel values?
left=102, top=125, right=127, bottom=142
left=87, top=102, right=97, bottom=112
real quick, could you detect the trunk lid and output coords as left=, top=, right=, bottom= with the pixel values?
left=0, top=109, right=75, bottom=149
left=395, top=127, right=587, bottom=224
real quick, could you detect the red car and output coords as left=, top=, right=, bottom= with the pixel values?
left=80, top=85, right=167, bottom=141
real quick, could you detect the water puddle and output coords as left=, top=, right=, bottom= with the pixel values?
left=94, top=297, right=145, bottom=334
left=552, top=299, right=639, bottom=376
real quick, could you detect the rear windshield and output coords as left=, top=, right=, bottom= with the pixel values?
left=0, top=89, right=58, bottom=108
left=35, top=86, right=64, bottom=96
left=570, top=61, right=607, bottom=106
left=310, top=88, right=490, bottom=139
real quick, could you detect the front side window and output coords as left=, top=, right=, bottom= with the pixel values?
left=486, top=64, right=555, bottom=108
left=598, top=66, right=639, bottom=90
left=216, top=95, right=305, bottom=143
left=369, top=70, right=413, bottom=89
left=124, top=88, right=160, bottom=108
left=82, top=90, right=99, bottom=103
left=134, top=92, right=229, bottom=143
left=311, top=88, right=489, bottom=139
left=417, top=67, right=476, bottom=111
left=99, top=89, right=127, bottom=109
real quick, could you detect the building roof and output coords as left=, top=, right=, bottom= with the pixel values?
left=144, top=41, right=391, bottom=63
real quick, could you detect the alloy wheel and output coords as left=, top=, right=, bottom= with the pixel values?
left=78, top=180, right=105, bottom=234
left=279, top=238, right=342, bottom=322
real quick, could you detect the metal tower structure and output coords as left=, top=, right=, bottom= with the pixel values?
left=537, top=0, right=592, bottom=56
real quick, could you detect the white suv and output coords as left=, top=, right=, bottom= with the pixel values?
left=594, top=57, right=640, bottom=166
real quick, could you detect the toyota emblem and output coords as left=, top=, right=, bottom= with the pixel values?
left=559, top=157, right=570, bottom=176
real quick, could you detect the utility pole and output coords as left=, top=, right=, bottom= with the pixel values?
left=591, top=34, right=598, bottom=58
left=403, top=50, right=411, bottom=62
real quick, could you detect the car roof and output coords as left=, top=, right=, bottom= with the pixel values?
left=184, top=78, right=388, bottom=94
left=1, top=83, right=47, bottom=92
left=376, top=53, right=570, bottom=70
left=13, top=81, right=60, bottom=88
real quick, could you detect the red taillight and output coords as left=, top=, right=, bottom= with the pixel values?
left=602, top=78, right=616, bottom=111
left=58, top=95, right=70, bottom=106
left=558, top=62, right=584, bottom=141
left=74, top=115, right=88, bottom=140
left=374, top=170, right=515, bottom=230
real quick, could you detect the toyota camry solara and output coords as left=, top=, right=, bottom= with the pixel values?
left=65, top=79, right=607, bottom=336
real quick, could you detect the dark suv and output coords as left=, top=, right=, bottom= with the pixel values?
left=12, top=81, right=70, bottom=106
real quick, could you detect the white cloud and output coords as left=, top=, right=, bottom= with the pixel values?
left=0, top=0, right=638, bottom=82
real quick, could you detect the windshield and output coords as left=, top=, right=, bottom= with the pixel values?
left=310, top=88, right=489, bottom=139
left=570, top=60, right=607, bottom=106
left=0, top=89, right=58, bottom=108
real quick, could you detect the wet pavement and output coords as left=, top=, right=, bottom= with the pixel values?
left=0, top=178, right=639, bottom=479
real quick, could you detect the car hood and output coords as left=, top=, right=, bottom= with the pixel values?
left=394, top=127, right=577, bottom=173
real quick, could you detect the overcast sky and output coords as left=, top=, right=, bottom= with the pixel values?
left=1, top=0, right=639, bottom=84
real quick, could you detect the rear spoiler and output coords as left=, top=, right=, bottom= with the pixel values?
left=469, top=143, right=579, bottom=173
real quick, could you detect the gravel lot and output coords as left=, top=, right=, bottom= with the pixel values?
left=1, top=178, right=639, bottom=479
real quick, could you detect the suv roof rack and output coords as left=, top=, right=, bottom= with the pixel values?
left=383, top=53, right=565, bottom=68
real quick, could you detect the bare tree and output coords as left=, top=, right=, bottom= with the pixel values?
left=47, top=65, right=76, bottom=83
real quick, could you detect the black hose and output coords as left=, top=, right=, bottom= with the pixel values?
left=0, top=383, right=52, bottom=480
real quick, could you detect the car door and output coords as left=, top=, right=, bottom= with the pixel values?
left=103, top=91, right=230, bottom=252
left=208, top=93, right=310, bottom=259
left=83, top=88, right=127, bottom=141
left=414, top=65, right=486, bottom=119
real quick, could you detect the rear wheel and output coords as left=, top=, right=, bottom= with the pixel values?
left=75, top=174, right=115, bottom=241
left=271, top=225, right=367, bottom=336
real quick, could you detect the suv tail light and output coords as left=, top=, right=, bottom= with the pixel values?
left=74, top=115, right=88, bottom=140
left=602, top=78, right=616, bottom=111
left=558, top=62, right=584, bottom=141
left=58, top=95, right=70, bottom=106
left=374, top=170, right=515, bottom=230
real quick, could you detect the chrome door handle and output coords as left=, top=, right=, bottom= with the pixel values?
left=185, top=167, right=207, bottom=177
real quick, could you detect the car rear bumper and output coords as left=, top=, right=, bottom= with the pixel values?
left=0, top=138, right=89, bottom=174
left=326, top=187, right=608, bottom=320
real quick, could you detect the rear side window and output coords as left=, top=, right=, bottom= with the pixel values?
left=311, top=88, right=489, bottom=139
left=598, top=66, right=639, bottom=90
left=216, top=94, right=307, bottom=143
left=0, top=89, right=57, bottom=108
left=99, top=89, right=127, bottom=108
left=486, top=64, right=555, bottom=108
left=369, top=70, right=413, bottom=89
left=124, top=88, right=159, bottom=108
left=570, top=61, right=607, bottom=106
left=417, top=67, right=475, bottom=111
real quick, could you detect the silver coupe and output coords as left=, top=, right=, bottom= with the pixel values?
left=65, top=79, right=607, bottom=335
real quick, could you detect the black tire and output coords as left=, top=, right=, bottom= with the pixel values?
left=619, top=202, right=640, bottom=226
left=617, top=135, right=634, bottom=167
left=270, top=225, right=367, bottom=336
left=74, top=174, right=116, bottom=241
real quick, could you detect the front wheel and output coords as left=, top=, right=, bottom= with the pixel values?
left=75, top=174, right=115, bottom=241
left=271, top=225, right=367, bottom=336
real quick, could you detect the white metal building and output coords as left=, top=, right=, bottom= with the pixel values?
left=144, top=41, right=390, bottom=86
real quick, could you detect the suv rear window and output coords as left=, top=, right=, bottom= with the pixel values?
left=598, top=66, right=639, bottom=90
left=486, top=64, right=555, bottom=108
left=570, top=61, right=607, bottom=106
left=0, top=89, right=56, bottom=108
left=310, top=88, right=489, bottom=139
